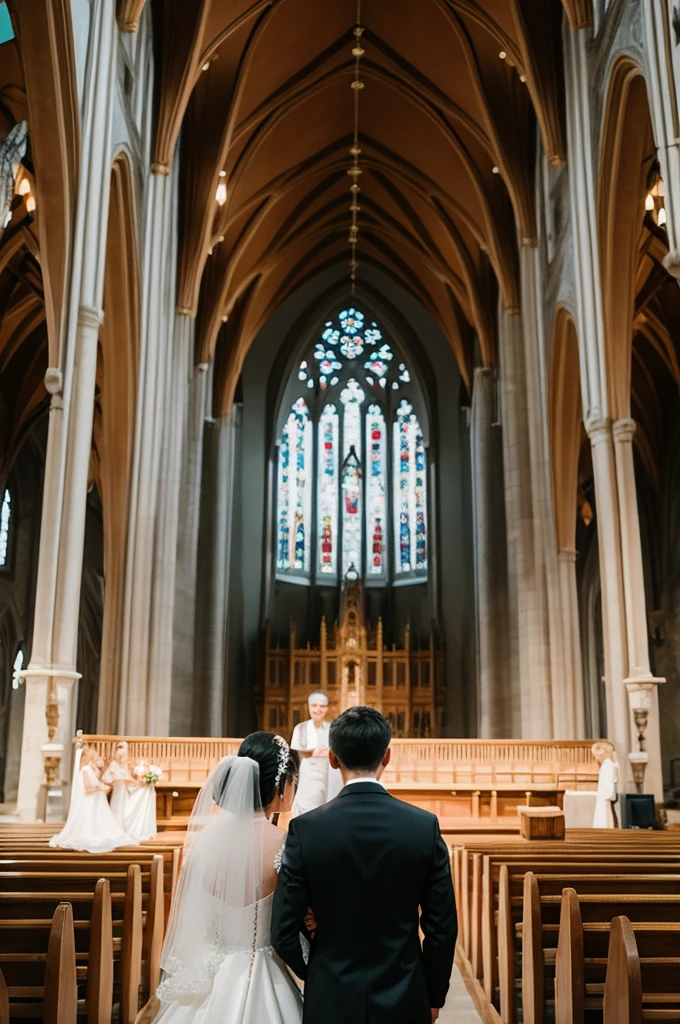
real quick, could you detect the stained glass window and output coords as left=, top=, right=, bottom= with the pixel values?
left=276, top=308, right=428, bottom=583
left=394, top=400, right=428, bottom=574
left=276, top=399, right=312, bottom=572
left=340, top=379, right=364, bottom=576
left=0, top=489, right=10, bottom=566
left=366, top=405, right=386, bottom=576
left=318, top=405, right=339, bottom=576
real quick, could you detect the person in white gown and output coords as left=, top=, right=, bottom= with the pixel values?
left=102, top=741, right=135, bottom=827
left=50, top=747, right=134, bottom=853
left=153, top=732, right=303, bottom=1024
left=592, top=740, right=619, bottom=828
left=290, top=691, right=342, bottom=817
left=125, top=761, right=158, bottom=843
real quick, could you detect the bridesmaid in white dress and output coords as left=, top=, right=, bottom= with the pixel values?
left=50, top=747, right=134, bottom=853
left=153, top=733, right=303, bottom=1024
left=125, top=761, right=158, bottom=843
left=101, top=741, right=135, bottom=827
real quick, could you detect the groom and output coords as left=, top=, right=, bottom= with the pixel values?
left=272, top=706, right=457, bottom=1023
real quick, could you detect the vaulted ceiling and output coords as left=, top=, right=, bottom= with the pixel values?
left=149, top=0, right=574, bottom=409
left=0, top=0, right=585, bottom=445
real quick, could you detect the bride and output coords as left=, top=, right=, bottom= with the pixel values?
left=153, top=733, right=303, bottom=1024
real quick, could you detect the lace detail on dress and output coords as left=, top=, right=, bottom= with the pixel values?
left=156, top=927, right=275, bottom=1002
left=274, top=839, right=286, bottom=874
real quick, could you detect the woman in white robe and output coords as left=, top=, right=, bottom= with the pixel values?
left=592, top=740, right=619, bottom=828
left=290, top=691, right=342, bottom=817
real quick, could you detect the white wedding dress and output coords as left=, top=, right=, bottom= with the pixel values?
left=154, top=889, right=302, bottom=1024
left=50, top=754, right=134, bottom=853
left=153, top=755, right=302, bottom=1024
left=125, top=782, right=157, bottom=842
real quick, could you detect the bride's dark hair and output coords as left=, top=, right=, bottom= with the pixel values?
left=213, top=732, right=298, bottom=810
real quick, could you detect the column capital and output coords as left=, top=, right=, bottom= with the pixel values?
left=612, top=417, right=637, bottom=443
left=557, top=549, right=577, bottom=563
left=585, top=416, right=611, bottom=445
left=176, top=307, right=193, bottom=317
left=151, top=162, right=171, bottom=176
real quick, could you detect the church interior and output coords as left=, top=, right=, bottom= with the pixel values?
left=3, top=0, right=680, bottom=1020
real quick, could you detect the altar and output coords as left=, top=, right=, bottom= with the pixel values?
left=76, top=735, right=601, bottom=834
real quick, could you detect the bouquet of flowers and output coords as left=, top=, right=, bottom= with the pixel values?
left=133, top=762, right=162, bottom=785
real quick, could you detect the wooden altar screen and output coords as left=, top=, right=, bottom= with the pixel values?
left=78, top=736, right=601, bottom=832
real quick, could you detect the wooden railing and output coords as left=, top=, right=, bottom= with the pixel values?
left=77, top=735, right=600, bottom=790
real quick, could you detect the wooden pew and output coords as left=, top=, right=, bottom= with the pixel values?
left=0, top=857, right=164, bottom=999
left=3, top=901, right=78, bottom=1024
left=453, top=836, right=680, bottom=1003
left=0, top=867, right=142, bottom=1023
left=0, top=879, right=112, bottom=1024
left=520, top=871, right=680, bottom=1024
left=452, top=834, right=680, bottom=1022
left=554, top=888, right=680, bottom=1023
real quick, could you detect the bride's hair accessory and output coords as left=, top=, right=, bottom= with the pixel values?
left=273, top=735, right=290, bottom=788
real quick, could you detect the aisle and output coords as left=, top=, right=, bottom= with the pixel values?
left=439, top=964, right=484, bottom=1023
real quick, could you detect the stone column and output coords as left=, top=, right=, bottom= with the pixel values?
left=146, top=311, right=190, bottom=733
left=556, top=549, right=585, bottom=737
left=16, top=0, right=116, bottom=819
left=612, top=418, right=664, bottom=801
left=171, top=358, right=209, bottom=734
left=586, top=420, right=631, bottom=769
left=117, top=167, right=178, bottom=734
left=193, top=410, right=237, bottom=735
left=470, top=367, right=508, bottom=737
left=498, top=309, right=551, bottom=737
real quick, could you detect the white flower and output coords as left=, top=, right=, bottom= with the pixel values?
left=149, top=765, right=162, bottom=777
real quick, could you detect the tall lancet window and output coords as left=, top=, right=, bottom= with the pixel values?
left=276, top=398, right=312, bottom=573
left=318, top=404, right=339, bottom=576
left=275, top=307, right=429, bottom=584
left=394, top=400, right=428, bottom=574
left=366, top=404, right=386, bottom=576
left=340, top=379, right=364, bottom=577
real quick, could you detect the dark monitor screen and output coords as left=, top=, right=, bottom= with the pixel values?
left=622, top=793, right=656, bottom=829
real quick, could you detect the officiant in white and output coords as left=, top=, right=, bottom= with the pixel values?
left=290, top=691, right=342, bottom=816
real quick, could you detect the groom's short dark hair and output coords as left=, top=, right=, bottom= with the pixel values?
left=330, top=706, right=391, bottom=773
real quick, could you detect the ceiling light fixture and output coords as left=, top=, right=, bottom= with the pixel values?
left=499, top=50, right=507, bottom=60
left=348, top=0, right=364, bottom=295
left=492, top=166, right=499, bottom=175
left=216, top=181, right=227, bottom=206
left=645, top=192, right=655, bottom=212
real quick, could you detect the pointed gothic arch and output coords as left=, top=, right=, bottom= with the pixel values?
left=597, top=58, right=656, bottom=420
left=95, top=153, right=140, bottom=731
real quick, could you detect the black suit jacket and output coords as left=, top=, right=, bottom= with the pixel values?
left=271, top=782, right=457, bottom=1024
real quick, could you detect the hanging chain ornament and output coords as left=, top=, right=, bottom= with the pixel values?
left=348, top=0, right=364, bottom=295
